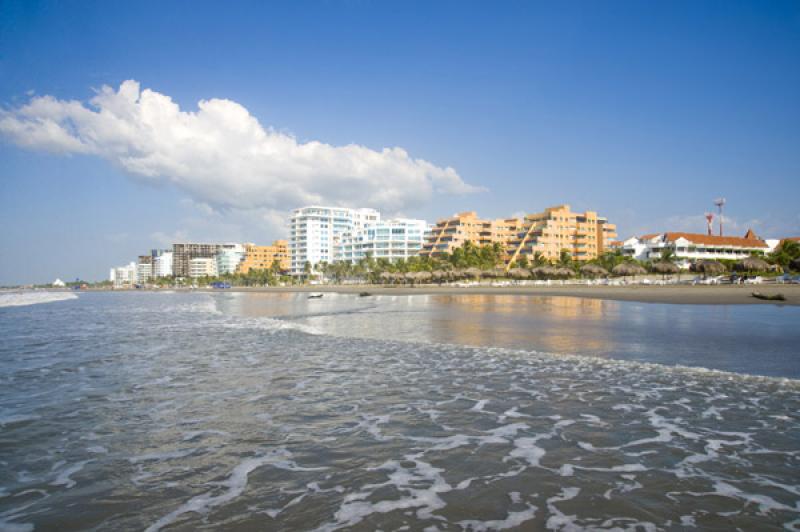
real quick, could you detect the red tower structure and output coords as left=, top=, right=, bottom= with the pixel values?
left=705, top=213, right=714, bottom=236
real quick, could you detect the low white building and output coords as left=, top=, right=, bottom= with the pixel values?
left=52, top=278, right=66, bottom=287
left=188, top=257, right=218, bottom=278
left=335, top=218, right=429, bottom=264
left=621, top=230, right=769, bottom=269
left=110, top=262, right=137, bottom=288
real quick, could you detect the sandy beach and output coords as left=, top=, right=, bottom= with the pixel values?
left=204, top=282, right=800, bottom=306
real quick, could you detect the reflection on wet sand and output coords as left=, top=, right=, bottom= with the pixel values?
left=211, top=291, right=800, bottom=377
left=217, top=291, right=619, bottom=357
left=424, top=294, right=617, bottom=354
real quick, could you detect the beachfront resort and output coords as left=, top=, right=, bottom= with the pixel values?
left=102, top=203, right=800, bottom=289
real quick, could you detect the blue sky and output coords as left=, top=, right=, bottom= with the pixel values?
left=1, top=0, right=799, bottom=285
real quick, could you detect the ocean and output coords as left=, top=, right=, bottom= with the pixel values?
left=1, top=290, right=798, bottom=530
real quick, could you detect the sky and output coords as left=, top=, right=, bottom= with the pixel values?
left=1, top=0, right=799, bottom=285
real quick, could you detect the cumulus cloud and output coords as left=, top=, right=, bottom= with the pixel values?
left=0, top=80, right=483, bottom=213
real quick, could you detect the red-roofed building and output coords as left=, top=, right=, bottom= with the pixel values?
left=621, top=230, right=770, bottom=268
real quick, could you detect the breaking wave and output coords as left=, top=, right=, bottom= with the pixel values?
left=0, top=291, right=77, bottom=308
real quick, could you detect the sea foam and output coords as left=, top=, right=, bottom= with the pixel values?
left=0, top=291, right=77, bottom=308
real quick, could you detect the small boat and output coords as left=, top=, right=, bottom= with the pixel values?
left=308, top=293, right=324, bottom=299
left=358, top=292, right=372, bottom=297
left=752, top=291, right=786, bottom=301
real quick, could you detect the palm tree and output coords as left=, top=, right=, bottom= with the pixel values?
left=659, top=247, right=677, bottom=263
left=559, top=249, right=573, bottom=269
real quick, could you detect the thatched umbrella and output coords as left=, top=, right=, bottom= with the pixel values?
left=464, top=267, right=483, bottom=280
left=691, top=260, right=726, bottom=275
left=532, top=266, right=558, bottom=279
left=404, top=272, right=419, bottom=284
left=651, top=261, right=679, bottom=278
left=555, top=267, right=576, bottom=279
left=416, top=271, right=433, bottom=284
left=481, top=269, right=497, bottom=279
left=612, top=263, right=647, bottom=278
left=734, top=257, right=769, bottom=272
left=431, top=270, right=446, bottom=284
left=580, top=264, right=609, bottom=278
left=508, top=267, right=531, bottom=280
left=791, top=258, right=800, bottom=272
left=379, top=271, right=393, bottom=284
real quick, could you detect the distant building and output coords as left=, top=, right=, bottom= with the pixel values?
left=172, top=243, right=240, bottom=278
left=289, top=206, right=380, bottom=276
left=216, top=244, right=246, bottom=275
left=153, top=251, right=174, bottom=278
left=188, top=257, right=218, bottom=278
left=421, top=212, right=523, bottom=258
left=52, top=278, right=66, bottom=287
left=621, top=229, right=769, bottom=268
left=136, top=255, right=153, bottom=284
left=237, top=241, right=290, bottom=274
left=335, top=219, right=429, bottom=264
left=110, top=262, right=137, bottom=288
left=506, top=205, right=617, bottom=264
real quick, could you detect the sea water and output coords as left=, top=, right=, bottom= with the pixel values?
left=0, top=291, right=798, bottom=530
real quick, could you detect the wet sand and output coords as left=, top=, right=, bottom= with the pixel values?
left=215, top=283, right=800, bottom=305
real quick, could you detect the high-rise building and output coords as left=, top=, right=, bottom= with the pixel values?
left=335, top=219, right=429, bottom=264
left=172, top=243, right=240, bottom=278
left=136, top=255, right=153, bottom=284
left=421, top=212, right=523, bottom=258
left=237, top=241, right=290, bottom=274
left=289, top=206, right=380, bottom=276
left=216, top=244, right=246, bottom=275
left=153, top=251, right=173, bottom=278
left=506, top=205, right=617, bottom=264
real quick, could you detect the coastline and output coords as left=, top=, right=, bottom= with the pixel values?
left=11, top=283, right=798, bottom=306
left=198, top=283, right=800, bottom=306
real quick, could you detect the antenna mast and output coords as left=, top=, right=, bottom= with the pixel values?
left=705, top=213, right=714, bottom=236
left=713, top=198, right=726, bottom=237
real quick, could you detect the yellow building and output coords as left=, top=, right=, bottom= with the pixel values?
left=421, top=212, right=523, bottom=257
left=506, top=205, right=617, bottom=264
left=237, top=240, right=290, bottom=274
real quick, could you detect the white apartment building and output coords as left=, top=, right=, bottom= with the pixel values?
left=153, top=251, right=174, bottom=278
left=188, top=257, right=218, bottom=278
left=136, top=262, right=152, bottom=285
left=289, top=206, right=380, bottom=276
left=621, top=230, right=769, bottom=269
left=110, top=262, right=137, bottom=288
left=335, top=218, right=429, bottom=264
left=216, top=244, right=246, bottom=275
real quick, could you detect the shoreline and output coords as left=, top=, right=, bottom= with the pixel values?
left=198, top=283, right=800, bottom=306
left=10, top=283, right=799, bottom=306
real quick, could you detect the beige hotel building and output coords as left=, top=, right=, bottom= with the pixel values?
left=421, top=205, right=617, bottom=264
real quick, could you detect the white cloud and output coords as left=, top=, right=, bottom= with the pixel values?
left=0, top=80, right=483, bottom=214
